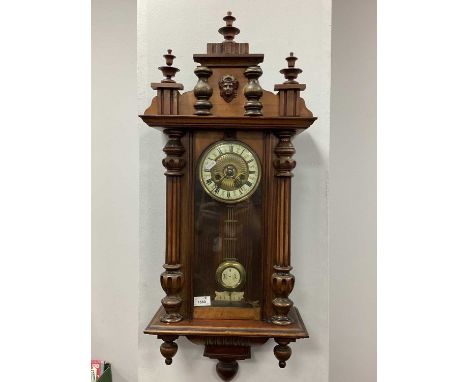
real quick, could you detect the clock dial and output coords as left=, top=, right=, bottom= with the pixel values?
left=216, top=260, right=246, bottom=290
left=199, top=140, right=261, bottom=203
left=222, top=267, right=241, bottom=288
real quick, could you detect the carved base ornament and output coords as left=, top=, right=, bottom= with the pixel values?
left=274, top=338, right=294, bottom=368
left=159, top=335, right=179, bottom=365
left=140, top=11, right=317, bottom=380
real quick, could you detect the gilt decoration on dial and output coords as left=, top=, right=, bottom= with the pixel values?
left=199, top=140, right=261, bottom=203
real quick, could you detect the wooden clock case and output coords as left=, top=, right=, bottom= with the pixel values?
left=140, top=12, right=317, bottom=381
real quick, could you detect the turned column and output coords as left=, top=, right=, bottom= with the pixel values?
left=271, top=130, right=296, bottom=325
left=160, top=129, right=185, bottom=323
left=193, top=66, right=213, bottom=115
left=243, top=66, right=263, bottom=116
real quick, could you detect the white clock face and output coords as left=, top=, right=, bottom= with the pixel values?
left=199, top=140, right=261, bottom=203
left=221, top=267, right=241, bottom=288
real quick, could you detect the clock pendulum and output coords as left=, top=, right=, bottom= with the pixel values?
left=214, top=205, right=246, bottom=304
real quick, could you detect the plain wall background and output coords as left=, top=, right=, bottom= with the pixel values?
left=329, top=1, right=377, bottom=381
left=91, top=1, right=138, bottom=381
left=91, top=0, right=376, bottom=381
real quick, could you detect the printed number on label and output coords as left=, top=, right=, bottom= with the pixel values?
left=194, top=296, right=211, bottom=307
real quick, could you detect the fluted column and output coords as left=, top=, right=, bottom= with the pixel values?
left=271, top=130, right=296, bottom=325
left=160, top=129, right=185, bottom=323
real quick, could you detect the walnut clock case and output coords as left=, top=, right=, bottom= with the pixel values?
left=140, top=12, right=317, bottom=381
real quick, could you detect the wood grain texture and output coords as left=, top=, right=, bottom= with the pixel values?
left=193, top=307, right=261, bottom=320
left=139, top=115, right=316, bottom=131
left=145, top=305, right=308, bottom=339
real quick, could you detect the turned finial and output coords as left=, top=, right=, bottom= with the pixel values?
left=158, top=49, right=179, bottom=83
left=280, top=52, right=303, bottom=84
left=164, top=49, right=175, bottom=66
left=286, top=52, right=298, bottom=68
left=218, top=11, right=240, bottom=41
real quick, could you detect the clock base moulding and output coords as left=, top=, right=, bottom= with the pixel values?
left=145, top=306, right=308, bottom=381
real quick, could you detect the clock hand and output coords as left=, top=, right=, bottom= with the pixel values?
left=215, top=173, right=227, bottom=186
left=233, top=173, right=246, bottom=188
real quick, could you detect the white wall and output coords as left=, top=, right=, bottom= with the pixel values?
left=329, top=0, right=377, bottom=381
left=137, top=1, right=331, bottom=382
left=91, top=1, right=138, bottom=382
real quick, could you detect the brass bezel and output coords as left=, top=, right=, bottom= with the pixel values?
left=198, top=140, right=262, bottom=204
left=215, top=260, right=246, bottom=290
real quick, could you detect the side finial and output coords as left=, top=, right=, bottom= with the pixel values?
left=158, top=49, right=179, bottom=83
left=280, top=52, right=303, bottom=84
left=218, top=11, right=240, bottom=41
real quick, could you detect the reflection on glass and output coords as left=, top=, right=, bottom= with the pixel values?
left=193, top=174, right=262, bottom=311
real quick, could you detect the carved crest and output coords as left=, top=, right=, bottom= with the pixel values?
left=218, top=74, right=239, bottom=103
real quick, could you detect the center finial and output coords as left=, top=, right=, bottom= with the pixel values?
left=218, top=11, right=240, bottom=41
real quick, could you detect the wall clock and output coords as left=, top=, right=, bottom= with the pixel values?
left=140, top=12, right=317, bottom=381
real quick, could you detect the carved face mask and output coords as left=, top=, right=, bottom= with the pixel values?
left=219, top=75, right=239, bottom=102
